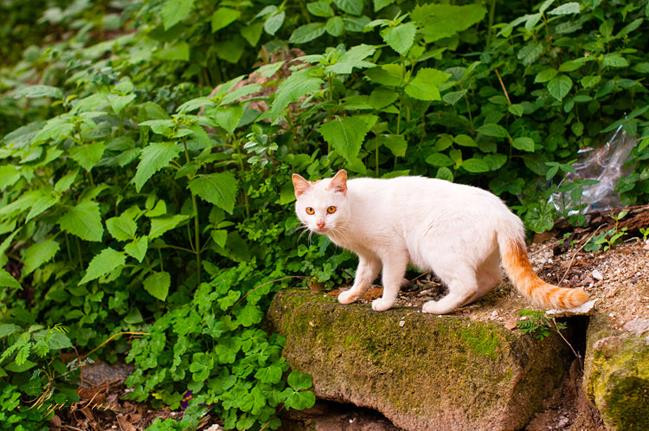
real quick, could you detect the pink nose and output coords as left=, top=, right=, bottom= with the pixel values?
left=316, top=220, right=325, bottom=229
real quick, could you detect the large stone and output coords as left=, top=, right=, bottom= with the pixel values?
left=583, top=314, right=649, bottom=431
left=268, top=289, right=572, bottom=431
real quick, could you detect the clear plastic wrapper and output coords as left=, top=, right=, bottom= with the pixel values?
left=549, top=125, right=636, bottom=215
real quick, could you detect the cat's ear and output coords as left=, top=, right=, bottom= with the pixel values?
left=292, top=173, right=311, bottom=197
left=329, top=169, right=347, bottom=194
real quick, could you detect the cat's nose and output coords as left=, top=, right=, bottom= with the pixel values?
left=316, top=220, right=325, bottom=229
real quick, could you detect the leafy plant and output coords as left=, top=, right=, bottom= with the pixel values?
left=516, top=309, right=567, bottom=340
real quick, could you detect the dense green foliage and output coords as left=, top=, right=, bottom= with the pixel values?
left=1, top=0, right=648, bottom=429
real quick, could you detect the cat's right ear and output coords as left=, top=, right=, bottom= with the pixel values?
left=292, top=174, right=311, bottom=198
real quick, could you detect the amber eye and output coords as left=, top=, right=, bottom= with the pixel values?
left=305, top=207, right=315, bottom=215
left=327, top=206, right=337, bottom=214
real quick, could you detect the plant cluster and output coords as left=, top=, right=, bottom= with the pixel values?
left=1, top=0, right=648, bottom=429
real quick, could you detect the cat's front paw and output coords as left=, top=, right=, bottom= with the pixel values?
left=371, top=298, right=394, bottom=312
left=337, top=289, right=358, bottom=305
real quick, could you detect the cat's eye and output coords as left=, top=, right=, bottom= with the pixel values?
left=305, top=207, right=315, bottom=215
left=327, top=206, right=337, bottom=214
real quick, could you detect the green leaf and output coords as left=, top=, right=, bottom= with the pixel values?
left=581, top=75, right=601, bottom=88
left=264, top=11, right=285, bottom=35
left=517, top=42, right=544, bottom=65
left=547, top=2, right=580, bottom=15
left=255, top=364, right=283, bottom=384
left=188, top=172, right=239, bottom=214
left=425, top=153, right=453, bottom=167
left=156, top=42, right=190, bottom=61
left=436, top=167, right=453, bottom=181
left=107, top=94, right=136, bottom=114
left=307, top=1, right=334, bottom=17
left=13, top=85, right=63, bottom=99
left=238, top=304, right=263, bottom=326
left=0, top=165, right=21, bottom=190
left=211, top=230, right=228, bottom=248
left=47, top=332, right=72, bottom=350
left=333, top=0, right=364, bottom=16
left=534, top=68, right=558, bottom=83
left=70, top=142, right=105, bottom=171
left=462, top=158, right=490, bottom=173
left=477, top=123, right=509, bottom=138
left=54, top=170, right=78, bottom=193
left=213, top=105, right=244, bottom=134
left=211, top=8, right=240, bottom=33
left=547, top=75, right=573, bottom=101
left=124, top=237, right=148, bottom=263
left=149, top=215, right=190, bottom=239
left=143, top=271, right=171, bottom=301
left=412, top=3, right=486, bottom=43
left=405, top=68, right=450, bottom=101
left=0, top=268, right=21, bottom=290
left=133, top=142, right=181, bottom=192
left=374, top=0, right=394, bottom=12
left=319, top=115, right=377, bottom=163
left=240, top=23, right=263, bottom=46
left=58, top=200, right=104, bottom=242
left=160, top=0, right=195, bottom=29
left=26, top=192, right=58, bottom=222
left=288, top=371, right=313, bottom=390
left=0, top=323, right=20, bottom=338
left=484, top=154, right=507, bottom=170
left=289, top=23, right=326, bottom=44
left=602, top=54, right=629, bottom=68
left=325, top=44, right=376, bottom=74
left=325, top=16, right=345, bottom=37
left=106, top=214, right=137, bottom=241
left=559, top=58, right=586, bottom=72
left=265, top=69, right=322, bottom=121
left=285, top=390, right=316, bottom=410
left=454, top=134, right=476, bottom=147
left=214, top=38, right=245, bottom=63
left=381, top=22, right=417, bottom=55
left=377, top=134, right=407, bottom=157
left=512, top=137, right=535, bottom=152
left=508, top=104, right=524, bottom=117
left=365, top=64, right=403, bottom=87
left=79, top=248, right=126, bottom=284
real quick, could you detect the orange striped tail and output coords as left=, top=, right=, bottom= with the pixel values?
left=499, top=239, right=589, bottom=309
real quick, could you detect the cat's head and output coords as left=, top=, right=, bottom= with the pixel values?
left=292, top=170, right=349, bottom=234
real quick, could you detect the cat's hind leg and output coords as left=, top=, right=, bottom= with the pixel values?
left=338, top=255, right=381, bottom=304
left=422, top=263, right=479, bottom=315
left=469, top=250, right=503, bottom=303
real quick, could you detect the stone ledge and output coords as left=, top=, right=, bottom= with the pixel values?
left=268, top=289, right=572, bottom=431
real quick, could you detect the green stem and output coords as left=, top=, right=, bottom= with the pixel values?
left=158, top=248, right=164, bottom=272
left=486, top=0, right=496, bottom=48
left=76, top=238, right=83, bottom=269
left=183, top=141, right=201, bottom=284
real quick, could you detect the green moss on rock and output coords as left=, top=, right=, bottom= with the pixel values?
left=584, top=315, right=649, bottom=431
left=268, top=289, right=571, bottom=431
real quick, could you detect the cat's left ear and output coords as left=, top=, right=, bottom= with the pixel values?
left=329, top=169, right=347, bottom=194
left=292, top=173, right=311, bottom=198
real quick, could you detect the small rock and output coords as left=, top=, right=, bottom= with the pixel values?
left=203, top=425, right=225, bottom=431
left=399, top=320, right=405, bottom=327
left=623, top=318, right=649, bottom=336
left=592, top=269, right=604, bottom=281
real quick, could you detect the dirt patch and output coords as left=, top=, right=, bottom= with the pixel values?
left=53, top=361, right=222, bottom=431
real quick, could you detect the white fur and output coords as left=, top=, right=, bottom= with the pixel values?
left=294, top=173, right=526, bottom=314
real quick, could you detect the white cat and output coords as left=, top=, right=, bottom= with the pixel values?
left=292, top=170, right=588, bottom=314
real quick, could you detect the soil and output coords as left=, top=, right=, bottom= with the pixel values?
left=53, top=208, right=649, bottom=431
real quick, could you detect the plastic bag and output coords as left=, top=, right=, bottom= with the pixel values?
left=549, top=125, right=636, bottom=215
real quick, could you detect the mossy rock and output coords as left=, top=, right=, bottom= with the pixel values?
left=584, top=314, right=649, bottom=431
left=268, top=289, right=571, bottom=431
